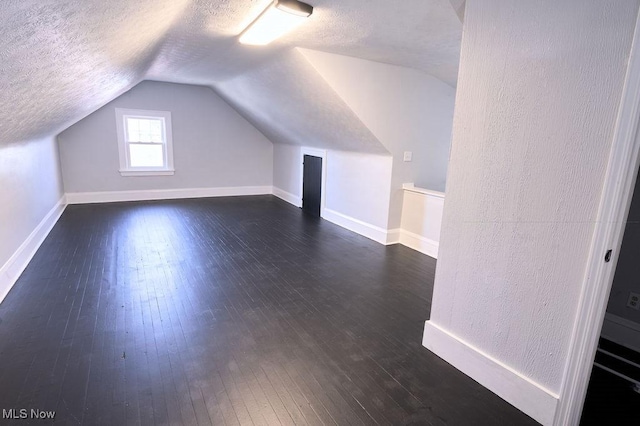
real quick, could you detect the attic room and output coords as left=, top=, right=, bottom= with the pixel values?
left=2, top=0, right=640, bottom=425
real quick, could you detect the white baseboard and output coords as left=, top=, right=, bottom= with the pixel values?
left=318, top=209, right=440, bottom=253
left=423, top=321, right=558, bottom=425
left=272, top=187, right=302, bottom=208
left=322, top=208, right=397, bottom=245
left=601, top=313, right=640, bottom=353
left=399, top=230, right=439, bottom=259
left=65, top=186, right=273, bottom=204
left=0, top=197, right=67, bottom=304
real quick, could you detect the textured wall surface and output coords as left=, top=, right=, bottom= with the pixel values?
left=0, top=137, right=64, bottom=267
left=429, top=0, right=639, bottom=393
left=58, top=81, right=273, bottom=193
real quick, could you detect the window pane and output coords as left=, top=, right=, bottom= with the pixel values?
left=126, top=118, right=163, bottom=143
left=129, top=144, right=164, bottom=168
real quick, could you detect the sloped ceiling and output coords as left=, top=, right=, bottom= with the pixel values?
left=2, top=0, right=461, bottom=150
left=213, top=49, right=387, bottom=153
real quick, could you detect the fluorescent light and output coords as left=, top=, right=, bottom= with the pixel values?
left=239, top=0, right=313, bottom=46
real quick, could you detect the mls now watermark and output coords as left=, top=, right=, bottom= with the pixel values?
left=2, top=409, right=56, bottom=420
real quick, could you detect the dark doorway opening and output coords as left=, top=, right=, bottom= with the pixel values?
left=302, top=154, right=322, bottom=217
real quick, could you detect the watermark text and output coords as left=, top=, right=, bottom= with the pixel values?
left=2, top=409, right=56, bottom=420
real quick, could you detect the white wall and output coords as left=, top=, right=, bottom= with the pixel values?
left=58, top=81, right=273, bottom=194
left=399, top=185, right=444, bottom=259
left=325, top=150, right=393, bottom=230
left=423, top=1, right=639, bottom=424
left=300, top=49, right=455, bottom=228
left=0, top=136, right=65, bottom=300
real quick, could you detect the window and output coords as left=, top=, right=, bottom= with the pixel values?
left=115, top=108, right=174, bottom=176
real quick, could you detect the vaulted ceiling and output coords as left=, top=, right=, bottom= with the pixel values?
left=1, top=0, right=462, bottom=150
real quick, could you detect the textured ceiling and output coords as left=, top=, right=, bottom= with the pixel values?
left=1, top=0, right=461, bottom=148
left=146, top=0, right=462, bottom=84
left=214, top=49, right=387, bottom=153
left=0, top=0, right=191, bottom=145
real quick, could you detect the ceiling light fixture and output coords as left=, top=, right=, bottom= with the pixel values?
left=239, top=0, right=313, bottom=46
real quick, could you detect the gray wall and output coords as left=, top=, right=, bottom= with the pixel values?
left=0, top=136, right=64, bottom=268
left=59, top=81, right=273, bottom=193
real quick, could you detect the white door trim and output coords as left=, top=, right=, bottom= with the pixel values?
left=300, top=147, right=327, bottom=218
left=555, top=10, right=640, bottom=425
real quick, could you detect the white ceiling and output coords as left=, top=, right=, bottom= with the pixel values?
left=1, top=0, right=462, bottom=149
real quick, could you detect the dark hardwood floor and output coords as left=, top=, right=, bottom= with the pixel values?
left=0, top=196, right=538, bottom=425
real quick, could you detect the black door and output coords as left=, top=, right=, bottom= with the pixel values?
left=302, top=155, right=322, bottom=217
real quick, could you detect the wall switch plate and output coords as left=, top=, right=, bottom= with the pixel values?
left=627, top=292, right=640, bottom=310
left=403, top=151, right=412, bottom=162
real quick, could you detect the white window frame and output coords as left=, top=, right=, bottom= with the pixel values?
left=115, top=108, right=175, bottom=177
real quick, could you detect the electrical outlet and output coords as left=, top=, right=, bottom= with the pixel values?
left=403, top=151, right=412, bottom=162
left=627, top=292, right=640, bottom=310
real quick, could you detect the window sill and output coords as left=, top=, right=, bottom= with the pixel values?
left=119, top=169, right=175, bottom=177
